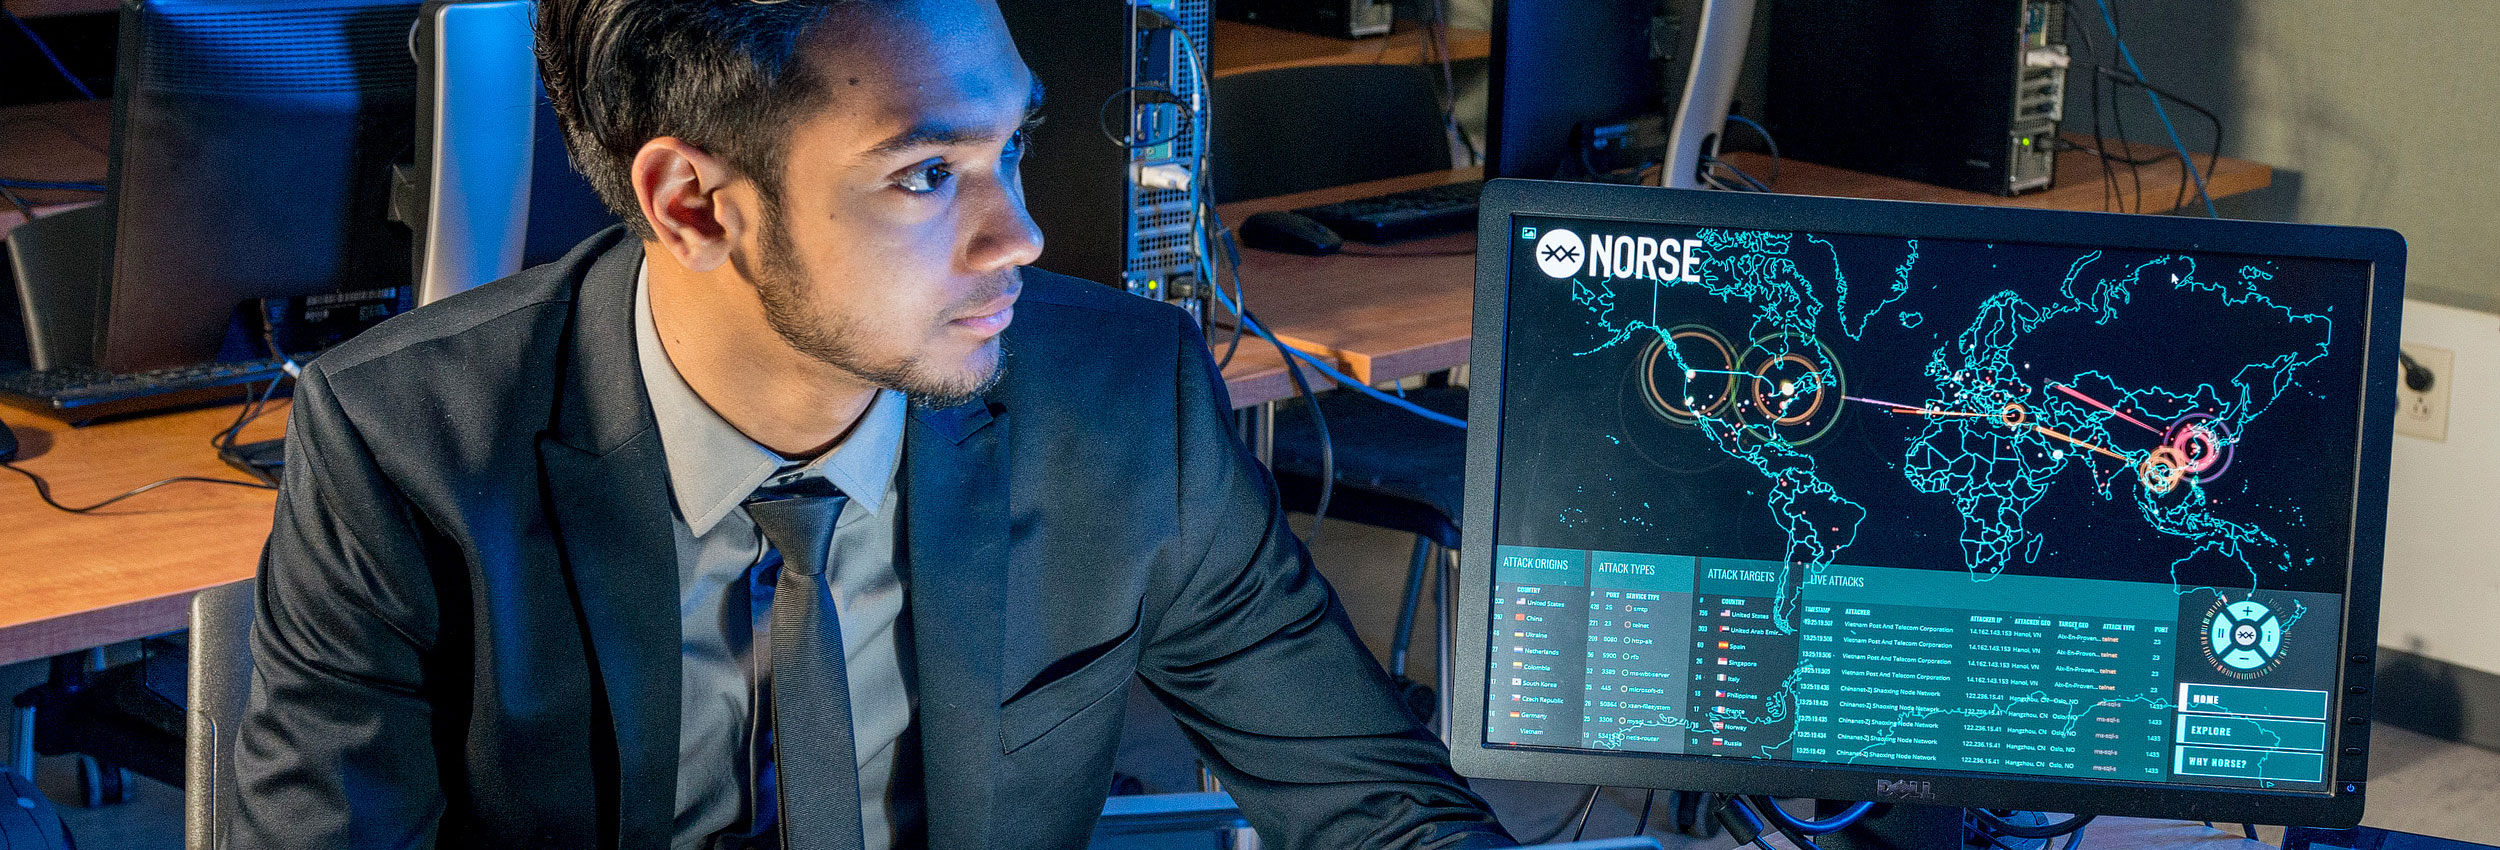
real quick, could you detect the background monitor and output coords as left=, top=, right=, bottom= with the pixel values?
left=1483, top=0, right=1752, bottom=189
left=1483, top=0, right=1663, bottom=182
left=400, top=0, right=617, bottom=306
left=1457, top=178, right=2403, bottom=830
left=96, top=0, right=422, bottom=372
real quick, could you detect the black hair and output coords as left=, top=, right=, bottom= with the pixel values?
left=535, top=0, right=862, bottom=238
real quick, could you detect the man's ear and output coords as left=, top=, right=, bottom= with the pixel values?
left=630, top=137, right=757, bottom=273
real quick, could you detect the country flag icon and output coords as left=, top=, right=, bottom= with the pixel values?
left=1515, top=613, right=1527, bottom=621
left=1716, top=673, right=1727, bottom=681
left=1714, top=690, right=1727, bottom=698
left=1510, top=711, right=1523, bottom=718
left=1717, top=641, right=1731, bottom=649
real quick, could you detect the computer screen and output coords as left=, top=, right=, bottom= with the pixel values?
left=1455, top=179, right=2404, bottom=828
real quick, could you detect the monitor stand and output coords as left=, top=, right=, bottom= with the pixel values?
left=1809, top=802, right=1969, bottom=850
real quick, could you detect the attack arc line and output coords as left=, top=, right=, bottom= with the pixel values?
left=1845, top=396, right=2133, bottom=464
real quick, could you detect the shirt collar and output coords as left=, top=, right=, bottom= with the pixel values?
left=635, top=260, right=906, bottom=536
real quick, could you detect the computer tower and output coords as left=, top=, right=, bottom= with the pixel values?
left=1764, top=0, right=2067, bottom=195
left=998, top=0, right=1210, bottom=312
left=1217, top=0, right=1394, bottom=40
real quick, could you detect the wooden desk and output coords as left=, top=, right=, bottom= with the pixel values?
left=0, top=401, right=287, bottom=667
left=1720, top=134, right=2272, bottom=216
left=1214, top=140, right=2275, bottom=388
left=0, top=352, right=1329, bottom=668
left=1211, top=19, right=1489, bottom=79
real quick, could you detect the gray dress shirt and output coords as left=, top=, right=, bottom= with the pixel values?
left=634, top=264, right=914, bottom=850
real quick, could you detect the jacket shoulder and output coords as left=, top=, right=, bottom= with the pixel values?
left=311, top=228, right=624, bottom=377
left=1015, top=268, right=1187, bottom=324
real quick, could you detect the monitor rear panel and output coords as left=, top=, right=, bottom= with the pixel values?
left=102, top=0, right=420, bottom=372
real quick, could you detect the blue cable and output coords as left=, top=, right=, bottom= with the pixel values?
left=1208, top=281, right=1467, bottom=430
left=0, top=179, right=104, bottom=192
left=1755, top=797, right=1876, bottom=835
left=1724, top=114, right=1778, bottom=158
left=3, top=8, right=99, bottom=100
left=2090, top=0, right=2215, bottom=217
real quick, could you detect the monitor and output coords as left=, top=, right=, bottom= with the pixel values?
left=399, top=0, right=618, bottom=306
left=1456, top=178, right=2404, bottom=832
left=1483, top=0, right=1752, bottom=189
left=95, top=0, right=422, bottom=373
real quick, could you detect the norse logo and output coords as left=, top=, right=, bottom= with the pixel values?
left=1534, top=229, right=1585, bottom=279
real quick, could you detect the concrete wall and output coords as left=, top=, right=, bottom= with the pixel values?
left=2060, top=2, right=2500, bottom=731
left=2067, top=0, right=2500, bottom=314
left=2383, top=300, right=2500, bottom=675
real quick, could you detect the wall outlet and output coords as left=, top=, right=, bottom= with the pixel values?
left=2397, top=342, right=2453, bottom=442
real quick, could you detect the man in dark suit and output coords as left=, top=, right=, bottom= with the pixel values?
left=232, top=0, right=1513, bottom=847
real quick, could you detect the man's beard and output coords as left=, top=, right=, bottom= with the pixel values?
left=735, top=192, right=1008, bottom=410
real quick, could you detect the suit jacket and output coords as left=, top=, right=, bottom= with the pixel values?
left=232, top=228, right=1512, bottom=850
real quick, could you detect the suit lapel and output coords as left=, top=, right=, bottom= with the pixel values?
left=535, top=236, right=682, bottom=849
left=903, top=398, right=1008, bottom=848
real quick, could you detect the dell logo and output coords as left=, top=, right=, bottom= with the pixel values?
left=1534, top=229, right=1586, bottom=279
left=1876, top=779, right=1936, bottom=801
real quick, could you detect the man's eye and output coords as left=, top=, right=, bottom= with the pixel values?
left=1005, top=129, right=1030, bottom=159
left=898, top=161, right=954, bottom=195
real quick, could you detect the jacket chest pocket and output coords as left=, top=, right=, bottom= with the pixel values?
left=998, top=607, right=1143, bottom=754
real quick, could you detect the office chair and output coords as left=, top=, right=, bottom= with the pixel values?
left=184, top=579, right=253, bottom=850
left=1207, top=64, right=1455, bottom=204
left=1208, top=62, right=1469, bottom=727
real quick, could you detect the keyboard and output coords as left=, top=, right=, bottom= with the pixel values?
left=0, top=358, right=287, bottom=422
left=1293, top=179, right=1486, bottom=243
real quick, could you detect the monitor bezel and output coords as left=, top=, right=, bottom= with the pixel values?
left=1456, top=178, right=2404, bottom=828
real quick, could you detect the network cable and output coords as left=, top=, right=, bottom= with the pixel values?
left=2089, top=0, right=2216, bottom=217
left=1211, top=289, right=1467, bottom=431
left=6, top=380, right=285, bottom=514
left=2075, top=62, right=2224, bottom=217
left=1167, top=15, right=1339, bottom=548
left=3, top=7, right=97, bottom=100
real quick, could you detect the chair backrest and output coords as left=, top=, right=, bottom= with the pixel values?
left=185, top=579, right=255, bottom=850
left=1207, top=64, right=1453, bottom=203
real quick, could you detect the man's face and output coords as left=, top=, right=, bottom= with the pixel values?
left=737, top=0, right=1044, bottom=407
